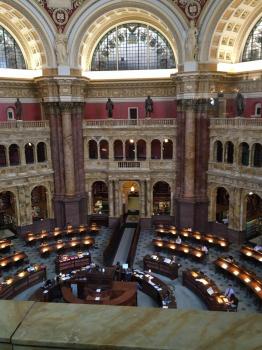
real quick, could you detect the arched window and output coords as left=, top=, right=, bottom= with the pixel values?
left=242, top=17, right=262, bottom=62
left=0, top=145, right=7, bottom=167
left=163, top=139, right=173, bottom=159
left=88, top=140, right=98, bottom=159
left=225, top=141, right=234, bottom=164
left=253, top=143, right=262, bottom=167
left=137, top=140, right=146, bottom=160
left=25, top=143, right=34, bottom=164
left=6, top=107, right=15, bottom=120
left=240, top=142, right=249, bottom=166
left=151, top=139, right=161, bottom=159
left=214, top=141, right=223, bottom=162
left=114, top=140, right=123, bottom=160
left=9, top=144, right=20, bottom=166
left=0, top=26, right=26, bottom=69
left=37, top=142, right=47, bottom=162
left=100, top=140, right=109, bottom=159
left=255, top=103, right=261, bottom=117
left=91, top=23, right=176, bottom=71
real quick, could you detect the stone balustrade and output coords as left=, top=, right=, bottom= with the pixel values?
left=210, top=117, right=262, bottom=129
left=0, top=120, right=49, bottom=129
left=83, top=118, right=176, bottom=128
left=0, top=300, right=260, bottom=349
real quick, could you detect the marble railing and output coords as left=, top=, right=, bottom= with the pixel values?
left=210, top=118, right=262, bottom=129
left=0, top=120, right=49, bottom=129
left=209, top=162, right=262, bottom=177
left=0, top=300, right=261, bottom=349
left=83, top=118, right=176, bottom=128
left=0, top=162, right=53, bottom=177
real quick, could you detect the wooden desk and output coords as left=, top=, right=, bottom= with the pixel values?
left=240, top=246, right=262, bottom=264
left=0, top=239, right=13, bottom=252
left=143, top=254, right=180, bottom=280
left=152, top=238, right=205, bottom=261
left=132, top=269, right=176, bottom=308
left=214, top=257, right=262, bottom=302
left=39, top=237, right=95, bottom=256
left=55, top=252, right=91, bottom=273
left=155, top=227, right=229, bottom=250
left=182, top=269, right=231, bottom=311
left=0, top=265, right=46, bottom=299
left=0, top=252, right=28, bottom=272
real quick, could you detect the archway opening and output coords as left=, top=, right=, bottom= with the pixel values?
left=125, top=139, right=135, bottom=160
left=163, top=139, right=173, bottom=159
left=153, top=181, right=171, bottom=215
left=137, top=139, right=146, bottom=160
left=100, top=140, right=109, bottom=159
left=214, top=141, right=223, bottom=162
left=122, top=181, right=140, bottom=215
left=25, top=143, right=34, bottom=164
left=216, top=187, right=229, bottom=224
left=151, top=139, right=161, bottom=159
left=0, top=191, right=17, bottom=229
left=246, top=193, right=262, bottom=239
left=253, top=143, right=262, bottom=167
left=37, top=142, right=47, bottom=162
left=31, top=186, right=48, bottom=221
left=92, top=181, right=108, bottom=214
left=0, top=145, right=7, bottom=167
left=89, top=140, right=98, bottom=159
left=9, top=144, right=20, bottom=166
left=114, top=140, right=123, bottom=160
left=240, top=142, right=249, bottom=166
left=225, top=141, right=234, bottom=164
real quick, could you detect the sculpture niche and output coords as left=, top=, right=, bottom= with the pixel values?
left=185, top=20, right=199, bottom=61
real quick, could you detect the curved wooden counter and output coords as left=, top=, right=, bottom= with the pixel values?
left=39, top=237, right=94, bottom=256
left=143, top=254, right=180, bottom=279
left=240, top=246, right=262, bottom=264
left=132, top=269, right=176, bottom=308
left=0, top=252, right=28, bottom=272
left=214, top=257, right=262, bottom=302
left=182, top=269, right=231, bottom=311
left=0, top=265, right=46, bottom=299
left=153, top=238, right=205, bottom=261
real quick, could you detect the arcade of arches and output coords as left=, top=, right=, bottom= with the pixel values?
left=0, top=0, right=261, bottom=244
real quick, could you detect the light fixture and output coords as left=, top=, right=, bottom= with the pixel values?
left=28, top=142, right=32, bottom=146
left=164, top=138, right=168, bottom=143
left=249, top=192, right=253, bottom=195
left=130, top=184, right=135, bottom=192
left=130, top=139, right=134, bottom=143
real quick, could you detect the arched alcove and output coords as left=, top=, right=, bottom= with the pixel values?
left=0, top=191, right=17, bottom=229
left=92, top=181, right=108, bottom=214
left=151, top=139, right=161, bottom=159
left=153, top=181, right=171, bottom=215
left=31, top=186, right=48, bottom=221
left=114, top=140, right=123, bottom=160
left=216, top=187, right=229, bottom=224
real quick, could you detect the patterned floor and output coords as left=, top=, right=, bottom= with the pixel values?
left=133, top=229, right=262, bottom=313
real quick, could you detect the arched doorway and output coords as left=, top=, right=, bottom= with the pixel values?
left=153, top=181, right=171, bottom=215
left=216, top=187, right=229, bottom=224
left=92, top=181, right=108, bottom=214
left=121, top=181, right=140, bottom=215
left=31, top=186, right=48, bottom=221
left=0, top=191, right=17, bottom=229
left=246, top=193, right=262, bottom=239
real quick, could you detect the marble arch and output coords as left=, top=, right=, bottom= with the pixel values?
left=0, top=0, right=56, bottom=69
left=66, top=0, right=187, bottom=70
left=200, top=0, right=262, bottom=63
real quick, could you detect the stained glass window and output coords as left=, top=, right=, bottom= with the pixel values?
left=242, top=17, right=262, bottom=62
left=91, top=23, right=176, bottom=71
left=0, top=26, right=26, bottom=69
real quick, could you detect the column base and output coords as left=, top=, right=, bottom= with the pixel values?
left=175, top=198, right=208, bottom=231
left=54, top=194, right=87, bottom=227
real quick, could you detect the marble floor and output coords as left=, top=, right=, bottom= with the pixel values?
left=1, top=226, right=261, bottom=313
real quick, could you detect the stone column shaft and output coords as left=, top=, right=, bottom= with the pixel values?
left=184, top=106, right=195, bottom=198
left=108, top=180, right=114, bottom=217
left=140, top=180, right=145, bottom=217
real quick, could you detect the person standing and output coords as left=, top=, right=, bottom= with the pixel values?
left=106, top=98, right=114, bottom=118
left=145, top=96, right=153, bottom=118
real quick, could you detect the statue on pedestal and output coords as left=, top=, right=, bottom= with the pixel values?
left=145, top=96, right=153, bottom=118
left=55, top=29, right=68, bottom=65
left=15, top=98, right=22, bottom=120
left=235, top=91, right=245, bottom=116
left=106, top=98, right=114, bottom=118
left=185, top=20, right=199, bottom=61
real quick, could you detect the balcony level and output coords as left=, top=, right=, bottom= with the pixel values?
left=83, top=118, right=176, bottom=129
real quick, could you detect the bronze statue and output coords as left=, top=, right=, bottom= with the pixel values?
left=106, top=98, right=114, bottom=118
left=145, top=96, right=153, bottom=118
left=15, top=98, right=22, bottom=120
left=236, top=91, right=244, bottom=116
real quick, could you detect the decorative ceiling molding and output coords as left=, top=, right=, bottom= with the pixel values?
left=168, top=0, right=208, bottom=22
left=35, top=0, right=86, bottom=32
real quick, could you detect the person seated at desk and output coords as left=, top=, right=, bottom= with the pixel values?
left=224, top=284, right=235, bottom=298
left=254, top=244, right=262, bottom=252
left=201, top=245, right=208, bottom=255
left=229, top=293, right=238, bottom=312
left=171, top=255, right=176, bottom=263
left=226, top=255, right=234, bottom=263
left=175, top=236, right=182, bottom=244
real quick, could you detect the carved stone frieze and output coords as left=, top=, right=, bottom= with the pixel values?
left=0, top=81, right=38, bottom=98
